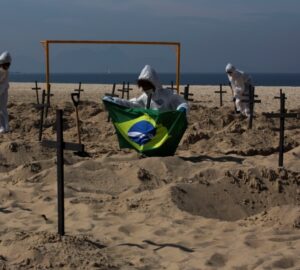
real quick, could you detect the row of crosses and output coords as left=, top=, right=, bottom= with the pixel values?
left=34, top=83, right=298, bottom=237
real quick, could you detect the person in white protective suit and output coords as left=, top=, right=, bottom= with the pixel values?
left=103, top=65, right=189, bottom=113
left=0, top=51, right=12, bottom=133
left=225, top=63, right=253, bottom=118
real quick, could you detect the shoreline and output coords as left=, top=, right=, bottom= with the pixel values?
left=9, top=82, right=300, bottom=112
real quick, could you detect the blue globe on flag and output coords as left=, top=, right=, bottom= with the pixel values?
left=127, top=120, right=156, bottom=145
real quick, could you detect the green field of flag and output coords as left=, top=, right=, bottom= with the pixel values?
left=103, top=100, right=187, bottom=156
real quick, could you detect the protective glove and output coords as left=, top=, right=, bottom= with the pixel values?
left=177, top=107, right=187, bottom=113
left=102, top=95, right=116, bottom=103
left=176, top=104, right=188, bottom=115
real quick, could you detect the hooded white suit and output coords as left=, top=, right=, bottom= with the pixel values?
left=104, top=65, right=189, bottom=112
left=0, top=51, right=12, bottom=133
left=225, top=63, right=253, bottom=117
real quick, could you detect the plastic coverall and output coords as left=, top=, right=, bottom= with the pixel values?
left=226, top=63, right=253, bottom=117
left=0, top=51, right=12, bottom=133
left=103, top=65, right=189, bottom=112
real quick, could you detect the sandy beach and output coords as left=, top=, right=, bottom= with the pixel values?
left=0, top=82, right=299, bottom=269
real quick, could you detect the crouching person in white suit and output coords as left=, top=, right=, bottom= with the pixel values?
left=0, top=51, right=12, bottom=133
left=225, top=63, right=253, bottom=118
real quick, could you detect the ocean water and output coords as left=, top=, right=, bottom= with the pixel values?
left=10, top=73, right=300, bottom=87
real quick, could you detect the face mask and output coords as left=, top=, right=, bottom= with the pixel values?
left=1, top=62, right=10, bottom=70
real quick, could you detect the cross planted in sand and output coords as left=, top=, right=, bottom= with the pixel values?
left=167, top=81, right=175, bottom=91
left=118, top=81, right=132, bottom=100
left=35, top=90, right=48, bottom=142
left=41, top=109, right=84, bottom=236
left=263, top=89, right=300, bottom=167
left=44, top=83, right=54, bottom=118
left=32, top=81, right=41, bottom=104
left=74, top=82, right=84, bottom=100
left=180, top=84, right=194, bottom=102
left=105, top=83, right=119, bottom=122
left=214, top=84, right=227, bottom=107
left=242, top=85, right=261, bottom=129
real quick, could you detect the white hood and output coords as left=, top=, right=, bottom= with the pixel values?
left=138, top=65, right=162, bottom=90
left=225, top=63, right=235, bottom=73
left=0, top=51, right=12, bottom=65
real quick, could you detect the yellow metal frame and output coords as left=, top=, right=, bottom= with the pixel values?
left=40, top=40, right=181, bottom=95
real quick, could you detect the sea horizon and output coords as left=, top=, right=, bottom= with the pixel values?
left=10, top=72, right=300, bottom=86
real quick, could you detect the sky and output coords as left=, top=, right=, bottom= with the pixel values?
left=1, top=0, right=300, bottom=73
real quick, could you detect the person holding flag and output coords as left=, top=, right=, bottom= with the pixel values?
left=102, top=65, right=189, bottom=156
left=103, top=64, right=188, bottom=113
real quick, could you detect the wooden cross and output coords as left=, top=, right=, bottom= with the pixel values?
left=242, top=85, right=261, bottom=129
left=125, top=82, right=133, bottom=100
left=71, top=93, right=81, bottom=144
left=167, top=81, right=175, bottom=91
left=263, top=89, right=299, bottom=167
left=105, top=83, right=118, bottom=98
left=214, top=84, right=227, bottom=107
left=45, top=83, right=54, bottom=118
left=42, top=110, right=84, bottom=236
left=34, top=90, right=48, bottom=141
left=74, top=82, right=84, bottom=100
left=117, top=81, right=132, bottom=100
left=117, top=81, right=126, bottom=99
left=180, top=84, right=194, bottom=101
left=32, top=81, right=41, bottom=104
left=105, top=84, right=119, bottom=122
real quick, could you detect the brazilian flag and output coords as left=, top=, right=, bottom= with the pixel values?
left=103, top=100, right=187, bottom=157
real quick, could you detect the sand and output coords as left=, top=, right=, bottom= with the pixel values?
left=0, top=82, right=299, bottom=269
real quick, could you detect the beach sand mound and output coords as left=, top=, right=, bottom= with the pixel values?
left=0, top=84, right=299, bottom=269
left=172, top=166, right=300, bottom=221
left=0, top=231, right=120, bottom=269
left=182, top=105, right=300, bottom=156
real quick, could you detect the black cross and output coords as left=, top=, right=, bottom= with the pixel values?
left=42, top=110, right=84, bottom=236
left=167, top=81, right=175, bottom=91
left=35, top=90, right=48, bottom=141
left=214, top=84, right=227, bottom=107
left=105, top=84, right=119, bottom=122
left=118, top=81, right=132, bottom=100
left=180, top=84, right=194, bottom=101
left=263, top=89, right=299, bottom=167
left=74, top=82, right=84, bottom=100
left=45, top=83, right=54, bottom=118
left=117, top=81, right=126, bottom=99
left=125, top=82, right=133, bottom=100
left=71, top=93, right=81, bottom=144
left=32, top=81, right=41, bottom=104
left=242, top=84, right=261, bottom=129
left=105, top=83, right=118, bottom=98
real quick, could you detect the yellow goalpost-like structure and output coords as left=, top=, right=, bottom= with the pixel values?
left=40, top=40, right=181, bottom=105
